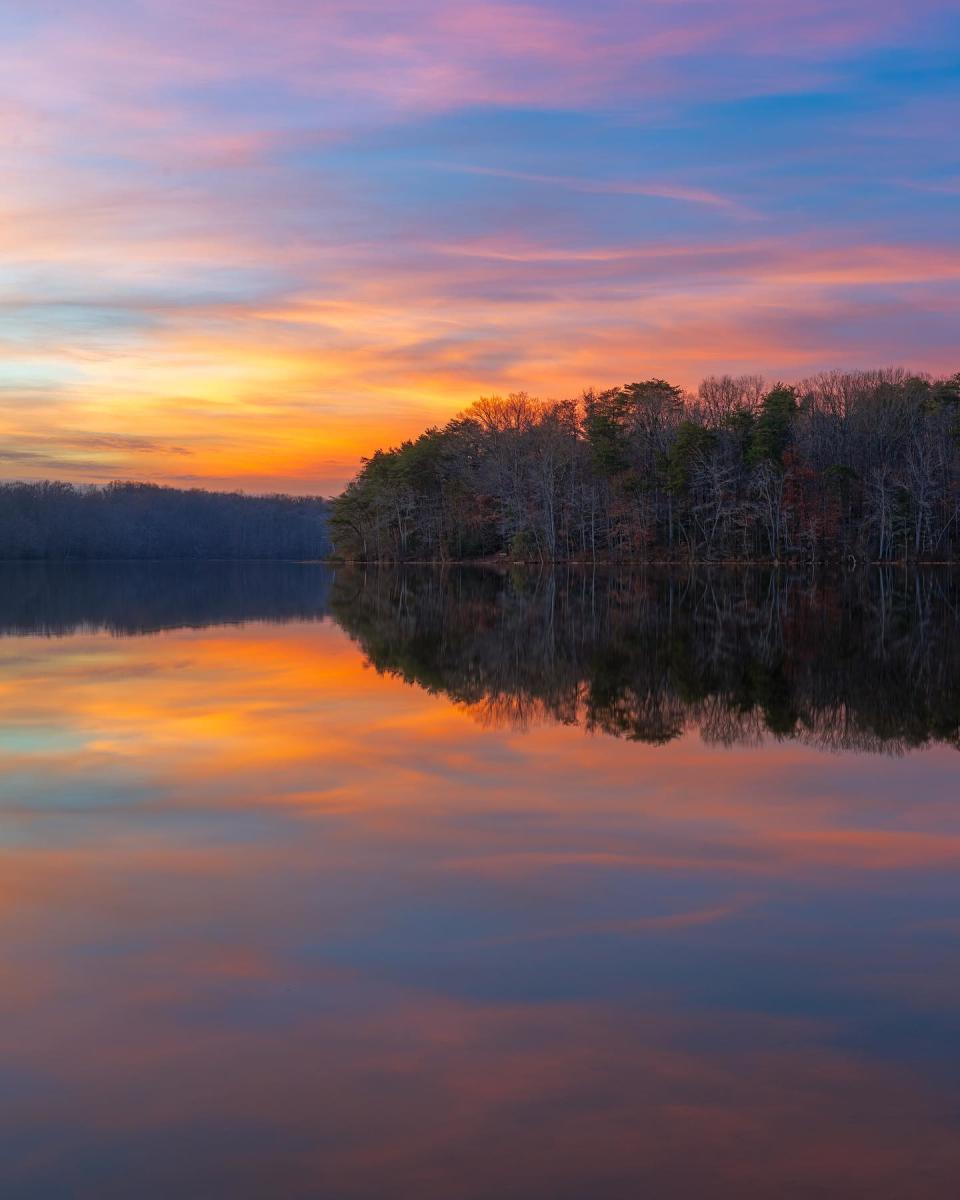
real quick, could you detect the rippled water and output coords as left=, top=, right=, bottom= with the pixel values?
left=2, top=563, right=959, bottom=1198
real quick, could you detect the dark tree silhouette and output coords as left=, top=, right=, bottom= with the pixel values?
left=331, top=369, right=960, bottom=563
left=0, top=482, right=329, bottom=560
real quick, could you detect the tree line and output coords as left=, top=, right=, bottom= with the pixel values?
left=0, top=481, right=329, bottom=560
left=331, top=369, right=960, bottom=562
left=331, top=566, right=960, bottom=754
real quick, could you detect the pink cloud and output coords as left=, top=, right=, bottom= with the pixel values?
left=438, top=164, right=755, bottom=215
left=7, top=0, right=955, bottom=132
left=0, top=0, right=956, bottom=490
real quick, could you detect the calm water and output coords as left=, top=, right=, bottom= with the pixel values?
left=2, top=563, right=959, bottom=1198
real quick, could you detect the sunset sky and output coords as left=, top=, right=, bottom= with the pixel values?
left=3, top=0, right=959, bottom=494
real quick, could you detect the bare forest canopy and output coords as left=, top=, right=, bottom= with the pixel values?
left=330, top=369, right=960, bottom=563
left=0, top=481, right=330, bottom=560
left=331, top=566, right=960, bottom=755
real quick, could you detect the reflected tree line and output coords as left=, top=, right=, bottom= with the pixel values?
left=331, top=370, right=960, bottom=564
left=0, top=562, right=333, bottom=635
left=2, top=560, right=957, bottom=755
left=331, top=567, right=960, bottom=754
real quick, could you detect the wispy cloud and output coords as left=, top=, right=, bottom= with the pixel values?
left=436, top=164, right=756, bottom=216
left=466, top=899, right=754, bottom=946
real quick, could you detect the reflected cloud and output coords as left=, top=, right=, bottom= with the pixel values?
left=1, top=564, right=960, bottom=1192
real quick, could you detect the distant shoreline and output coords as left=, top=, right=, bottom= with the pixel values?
left=4, top=556, right=960, bottom=567
left=0, top=481, right=330, bottom=561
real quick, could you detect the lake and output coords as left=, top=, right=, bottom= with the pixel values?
left=2, top=563, right=959, bottom=1198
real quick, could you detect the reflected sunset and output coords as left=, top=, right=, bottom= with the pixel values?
left=1, top=565, right=959, bottom=1195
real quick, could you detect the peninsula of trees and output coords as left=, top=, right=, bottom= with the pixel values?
left=331, top=369, right=960, bottom=563
left=0, top=482, right=329, bottom=559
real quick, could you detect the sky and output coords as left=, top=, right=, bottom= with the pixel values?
left=2, top=0, right=959, bottom=494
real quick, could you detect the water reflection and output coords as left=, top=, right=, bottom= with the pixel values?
left=332, top=566, right=960, bottom=754
left=4, top=562, right=959, bottom=755
left=1, top=564, right=959, bottom=1197
left=0, top=560, right=332, bottom=635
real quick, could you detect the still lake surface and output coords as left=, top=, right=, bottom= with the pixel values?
left=2, top=563, right=959, bottom=1198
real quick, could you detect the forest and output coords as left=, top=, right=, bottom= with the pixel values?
left=330, top=368, right=960, bottom=563
left=0, top=481, right=329, bottom=560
